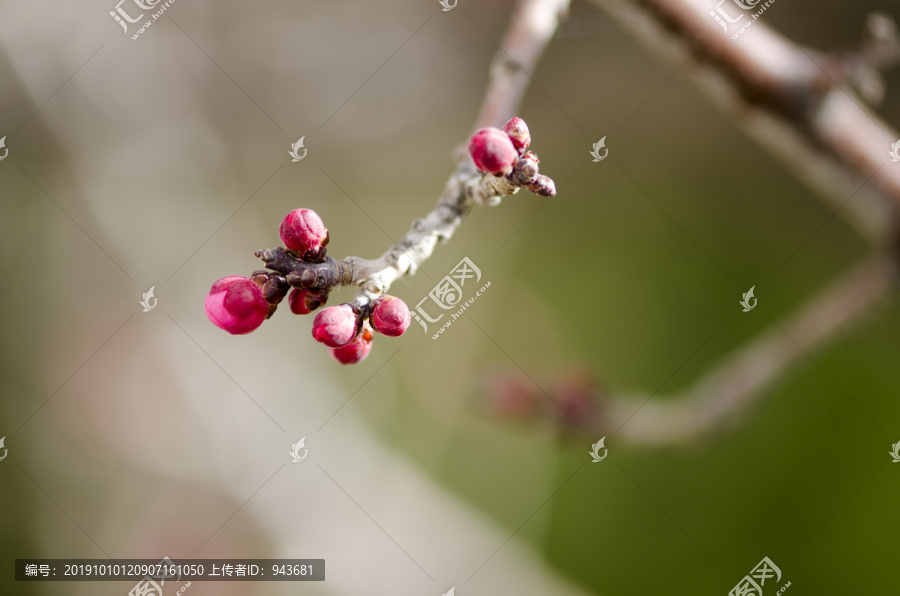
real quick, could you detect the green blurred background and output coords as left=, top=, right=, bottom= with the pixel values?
left=2, top=0, right=899, bottom=594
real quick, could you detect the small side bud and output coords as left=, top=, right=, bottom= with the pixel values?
left=503, top=117, right=531, bottom=153
left=528, top=175, right=557, bottom=197
left=288, top=287, right=329, bottom=315
left=262, top=275, right=289, bottom=304
left=511, top=154, right=539, bottom=186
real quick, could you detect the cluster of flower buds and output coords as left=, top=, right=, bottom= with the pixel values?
left=468, top=117, right=556, bottom=197
left=204, top=207, right=411, bottom=365
left=205, top=116, right=555, bottom=366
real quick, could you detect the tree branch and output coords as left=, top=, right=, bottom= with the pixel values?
left=605, top=252, right=896, bottom=445
left=590, top=0, right=900, bottom=242
left=487, top=1, right=900, bottom=445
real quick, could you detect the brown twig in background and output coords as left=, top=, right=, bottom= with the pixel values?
left=605, top=252, right=896, bottom=445
left=590, top=0, right=900, bottom=242
left=579, top=0, right=900, bottom=442
left=475, top=0, right=573, bottom=129
left=485, top=0, right=900, bottom=445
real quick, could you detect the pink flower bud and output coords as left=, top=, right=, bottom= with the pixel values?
left=330, top=328, right=373, bottom=365
left=288, top=288, right=327, bottom=315
left=370, top=295, right=411, bottom=337
left=205, top=276, right=268, bottom=335
left=469, top=128, right=518, bottom=176
left=503, top=117, right=531, bottom=152
left=312, top=304, right=359, bottom=347
left=279, top=208, right=328, bottom=255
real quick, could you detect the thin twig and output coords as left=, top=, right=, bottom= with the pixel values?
left=475, top=0, right=573, bottom=129
left=605, top=252, right=896, bottom=445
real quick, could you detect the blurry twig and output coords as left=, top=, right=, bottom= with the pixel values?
left=590, top=0, right=900, bottom=242
left=605, top=252, right=896, bottom=445
left=582, top=0, right=900, bottom=441
left=487, top=0, right=900, bottom=445
left=475, top=0, right=573, bottom=129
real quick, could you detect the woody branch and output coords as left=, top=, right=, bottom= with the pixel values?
left=604, top=251, right=897, bottom=445
left=590, top=0, right=900, bottom=241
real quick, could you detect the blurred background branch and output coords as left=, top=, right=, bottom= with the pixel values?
left=591, top=0, right=900, bottom=241
left=476, top=0, right=573, bottom=129
left=487, top=0, right=900, bottom=447
left=603, top=250, right=897, bottom=445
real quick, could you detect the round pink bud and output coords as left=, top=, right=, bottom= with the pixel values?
left=469, top=128, right=518, bottom=176
left=503, top=117, right=531, bottom=152
left=312, top=304, right=359, bottom=347
left=330, top=328, right=374, bottom=365
left=370, top=295, right=411, bottom=337
left=205, top=276, right=268, bottom=335
left=279, top=208, right=328, bottom=255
